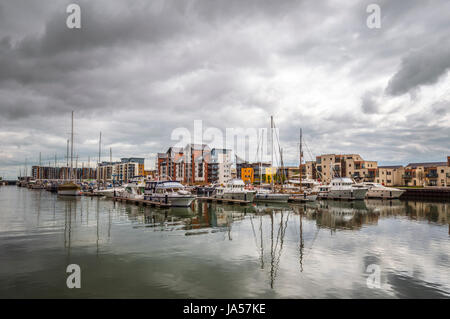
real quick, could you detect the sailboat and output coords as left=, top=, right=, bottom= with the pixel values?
left=57, top=111, right=81, bottom=196
left=254, top=116, right=290, bottom=203
left=289, top=128, right=318, bottom=202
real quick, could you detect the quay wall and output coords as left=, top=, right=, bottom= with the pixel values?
left=399, top=187, right=450, bottom=201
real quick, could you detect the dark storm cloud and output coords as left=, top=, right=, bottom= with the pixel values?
left=386, top=39, right=450, bottom=96
left=0, top=0, right=450, bottom=178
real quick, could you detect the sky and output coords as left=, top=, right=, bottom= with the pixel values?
left=0, top=0, right=449, bottom=178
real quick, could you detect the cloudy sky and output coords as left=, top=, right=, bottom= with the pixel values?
left=0, top=0, right=449, bottom=178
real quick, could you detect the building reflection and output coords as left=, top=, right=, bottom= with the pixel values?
left=121, top=199, right=449, bottom=236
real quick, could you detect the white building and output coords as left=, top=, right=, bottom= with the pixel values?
left=208, top=148, right=232, bottom=184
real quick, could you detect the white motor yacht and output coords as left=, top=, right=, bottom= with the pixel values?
left=93, top=186, right=124, bottom=198
left=118, top=180, right=145, bottom=200
left=325, top=178, right=368, bottom=200
left=213, top=179, right=256, bottom=202
left=355, top=182, right=405, bottom=199
left=314, top=184, right=331, bottom=199
left=144, top=181, right=196, bottom=207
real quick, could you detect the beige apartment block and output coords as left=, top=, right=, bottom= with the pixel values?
left=305, top=161, right=316, bottom=180
left=314, top=154, right=377, bottom=183
left=376, top=166, right=405, bottom=186
left=306, top=154, right=449, bottom=187
left=403, top=159, right=450, bottom=187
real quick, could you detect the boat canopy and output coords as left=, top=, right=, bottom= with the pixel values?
left=155, top=181, right=185, bottom=189
left=227, top=179, right=245, bottom=186
left=331, top=177, right=354, bottom=183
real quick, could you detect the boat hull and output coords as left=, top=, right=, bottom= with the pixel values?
left=255, top=193, right=290, bottom=203
left=327, top=188, right=367, bottom=200
left=366, top=189, right=405, bottom=199
left=145, top=195, right=196, bottom=207
left=289, top=194, right=318, bottom=202
left=93, top=189, right=121, bottom=198
left=57, top=182, right=81, bottom=196
left=57, top=189, right=80, bottom=196
left=213, top=191, right=255, bottom=202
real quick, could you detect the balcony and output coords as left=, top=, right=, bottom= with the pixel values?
left=426, top=173, right=438, bottom=179
left=402, top=175, right=413, bottom=179
left=447, top=173, right=450, bottom=178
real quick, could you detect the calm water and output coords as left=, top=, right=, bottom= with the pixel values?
left=0, top=186, right=449, bottom=298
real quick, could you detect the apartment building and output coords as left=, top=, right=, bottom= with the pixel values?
left=313, top=154, right=378, bottom=184
left=182, top=144, right=211, bottom=184
left=241, top=167, right=254, bottom=184
left=208, top=148, right=232, bottom=184
left=97, top=157, right=144, bottom=183
left=376, top=166, right=404, bottom=186
left=305, top=161, right=317, bottom=180
left=236, top=162, right=272, bottom=184
left=157, top=147, right=185, bottom=182
left=157, top=144, right=232, bottom=185
left=31, top=165, right=96, bottom=180
left=402, top=159, right=450, bottom=187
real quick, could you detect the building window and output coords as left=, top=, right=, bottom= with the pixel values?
left=198, top=163, right=203, bottom=177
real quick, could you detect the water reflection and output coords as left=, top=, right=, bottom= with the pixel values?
left=121, top=199, right=447, bottom=235
left=1, top=186, right=449, bottom=298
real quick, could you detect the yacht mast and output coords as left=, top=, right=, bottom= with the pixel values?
left=270, top=116, right=274, bottom=192
left=299, top=128, right=302, bottom=193
left=39, top=152, right=41, bottom=180
left=110, top=147, right=112, bottom=183
left=260, top=131, right=263, bottom=186
left=97, top=131, right=101, bottom=187
left=70, top=111, right=74, bottom=181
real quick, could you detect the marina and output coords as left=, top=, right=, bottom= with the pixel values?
left=0, top=1, right=449, bottom=304
left=0, top=185, right=449, bottom=298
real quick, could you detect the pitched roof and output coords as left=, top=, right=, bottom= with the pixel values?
left=406, top=162, right=447, bottom=168
left=186, top=143, right=210, bottom=151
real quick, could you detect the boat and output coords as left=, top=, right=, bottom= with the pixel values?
left=254, top=115, right=289, bottom=203
left=29, top=180, right=45, bottom=189
left=57, top=181, right=81, bottom=196
left=93, top=187, right=121, bottom=197
left=355, top=182, right=405, bottom=199
left=118, top=179, right=145, bottom=199
left=288, top=128, right=318, bottom=203
left=46, top=182, right=58, bottom=193
left=326, top=177, right=368, bottom=200
left=289, top=191, right=318, bottom=202
left=57, top=111, right=81, bottom=196
left=315, top=184, right=331, bottom=199
left=213, top=179, right=256, bottom=202
left=144, top=180, right=196, bottom=207
left=255, top=187, right=291, bottom=203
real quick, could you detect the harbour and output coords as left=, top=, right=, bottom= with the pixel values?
left=1, top=185, right=449, bottom=298
left=1, top=0, right=449, bottom=304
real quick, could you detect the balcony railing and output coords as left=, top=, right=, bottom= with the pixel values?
left=402, top=175, right=413, bottom=179
left=426, top=173, right=438, bottom=178
left=447, top=173, right=450, bottom=178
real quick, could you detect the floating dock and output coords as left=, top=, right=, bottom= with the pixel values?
left=197, top=197, right=251, bottom=205
left=112, top=197, right=171, bottom=208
